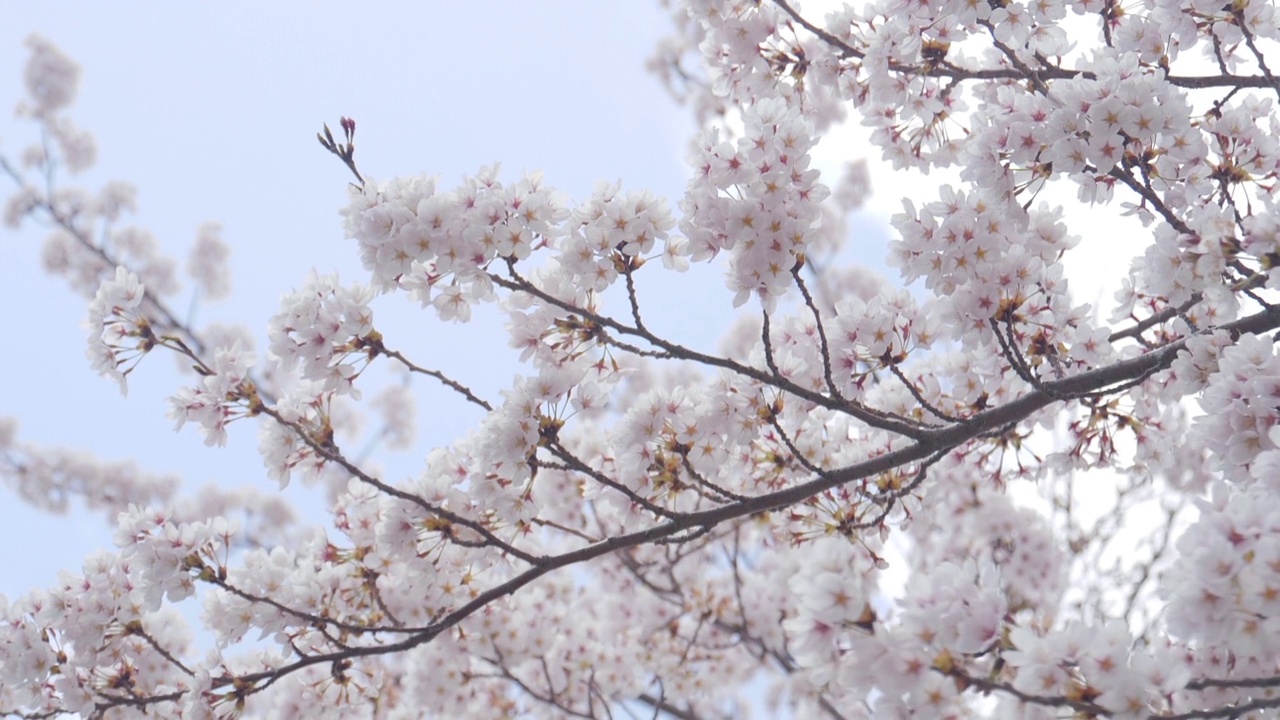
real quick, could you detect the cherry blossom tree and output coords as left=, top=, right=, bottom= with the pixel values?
left=5, top=0, right=1280, bottom=716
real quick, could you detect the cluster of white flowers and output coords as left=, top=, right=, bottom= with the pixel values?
left=1194, top=333, right=1280, bottom=485
left=85, top=266, right=150, bottom=394
left=1157, top=482, right=1280, bottom=712
left=891, top=190, right=1078, bottom=341
left=167, top=342, right=257, bottom=447
left=559, top=182, right=678, bottom=293
left=267, top=271, right=375, bottom=397
left=0, top=506, right=234, bottom=718
left=681, top=97, right=829, bottom=310
left=341, top=167, right=562, bottom=311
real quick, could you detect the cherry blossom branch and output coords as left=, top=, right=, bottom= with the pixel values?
left=836, top=448, right=948, bottom=537
left=131, top=625, right=194, bottom=677
left=543, top=441, right=681, bottom=519
left=1161, top=696, right=1280, bottom=720
left=937, top=665, right=1105, bottom=716
left=886, top=362, right=963, bottom=422
left=760, top=309, right=784, bottom=381
left=14, top=21, right=1280, bottom=717
left=770, top=0, right=1280, bottom=90
left=257, top=404, right=543, bottom=565
left=978, top=20, right=1052, bottom=94
left=990, top=316, right=1062, bottom=399
left=79, top=283, right=1279, bottom=716
left=765, top=411, right=828, bottom=478
left=197, top=566, right=413, bottom=636
left=239, top=296, right=1265, bottom=690
left=1187, top=675, right=1280, bottom=690
left=368, top=339, right=493, bottom=412
left=493, top=263, right=931, bottom=440
left=620, top=535, right=848, bottom=719
left=679, top=454, right=748, bottom=503
left=1108, top=293, right=1203, bottom=343
left=1107, top=163, right=1195, bottom=238
left=0, top=156, right=283, bottom=407
left=621, top=261, right=648, bottom=332
left=479, top=652, right=600, bottom=720
left=790, top=266, right=845, bottom=402
left=0, top=159, right=200, bottom=352
left=1234, top=12, right=1280, bottom=101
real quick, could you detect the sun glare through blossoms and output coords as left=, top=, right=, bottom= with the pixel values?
left=5, top=1, right=1280, bottom=717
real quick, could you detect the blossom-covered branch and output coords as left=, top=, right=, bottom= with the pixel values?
left=7, top=0, right=1280, bottom=715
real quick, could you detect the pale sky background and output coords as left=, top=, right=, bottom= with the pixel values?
left=0, top=5, right=904, bottom=598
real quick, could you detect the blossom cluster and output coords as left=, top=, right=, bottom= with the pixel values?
left=681, top=97, right=829, bottom=309
left=1193, top=333, right=1280, bottom=485
left=267, top=271, right=375, bottom=397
